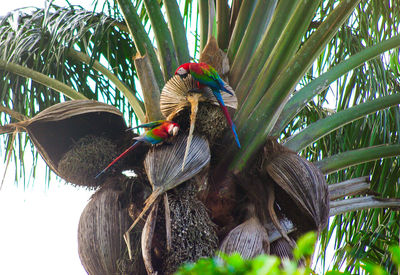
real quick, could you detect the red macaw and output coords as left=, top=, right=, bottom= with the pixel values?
left=175, top=62, right=241, bottom=148
left=95, top=120, right=179, bottom=179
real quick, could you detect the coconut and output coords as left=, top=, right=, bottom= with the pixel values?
left=0, top=100, right=133, bottom=186
left=78, top=187, right=146, bottom=275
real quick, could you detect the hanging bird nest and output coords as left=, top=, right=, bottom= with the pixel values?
left=0, top=100, right=135, bottom=186
left=78, top=186, right=146, bottom=275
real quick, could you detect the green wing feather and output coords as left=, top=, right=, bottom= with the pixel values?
left=202, top=65, right=219, bottom=81
left=132, top=120, right=165, bottom=130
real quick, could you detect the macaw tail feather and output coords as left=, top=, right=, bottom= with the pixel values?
left=213, top=91, right=241, bottom=148
left=95, top=140, right=141, bottom=179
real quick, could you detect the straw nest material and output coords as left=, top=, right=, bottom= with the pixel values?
left=78, top=187, right=145, bottom=275
left=0, top=100, right=131, bottom=185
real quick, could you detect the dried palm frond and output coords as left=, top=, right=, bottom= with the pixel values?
left=0, top=100, right=130, bottom=186
left=219, top=216, right=270, bottom=259
left=124, top=133, right=211, bottom=256
left=270, top=237, right=295, bottom=260
left=78, top=187, right=144, bottom=275
left=199, top=36, right=230, bottom=79
left=145, top=133, right=211, bottom=193
left=161, top=74, right=237, bottom=165
left=266, top=151, right=329, bottom=233
left=141, top=198, right=160, bottom=275
left=160, top=75, right=237, bottom=120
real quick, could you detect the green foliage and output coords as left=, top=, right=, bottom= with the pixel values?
left=175, top=232, right=400, bottom=275
left=293, top=232, right=317, bottom=261
left=175, top=232, right=317, bottom=275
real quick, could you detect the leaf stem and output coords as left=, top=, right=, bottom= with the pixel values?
left=116, top=0, right=164, bottom=88
left=143, top=0, right=178, bottom=79
left=315, top=144, right=400, bottom=175
left=284, top=92, right=400, bottom=152
left=272, top=34, right=400, bottom=136
left=164, top=0, right=190, bottom=64
left=68, top=49, right=146, bottom=122
left=0, top=59, right=86, bottom=100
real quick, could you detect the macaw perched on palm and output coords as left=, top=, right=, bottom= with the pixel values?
left=175, top=62, right=241, bottom=148
left=95, top=120, right=179, bottom=179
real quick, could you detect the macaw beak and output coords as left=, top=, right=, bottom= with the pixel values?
left=168, top=124, right=179, bottom=136
left=172, top=125, right=179, bottom=136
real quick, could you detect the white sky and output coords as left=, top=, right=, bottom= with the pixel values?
left=1, top=2, right=103, bottom=275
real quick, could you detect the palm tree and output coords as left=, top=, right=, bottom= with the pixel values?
left=1, top=0, right=400, bottom=274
